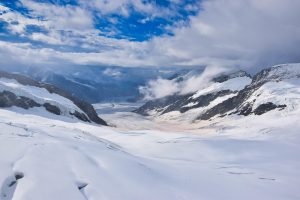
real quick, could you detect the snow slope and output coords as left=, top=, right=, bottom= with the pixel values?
left=1, top=104, right=300, bottom=200
left=192, top=76, right=251, bottom=99
left=0, top=78, right=83, bottom=115
left=245, top=79, right=300, bottom=111
left=0, top=71, right=107, bottom=125
left=198, top=63, right=300, bottom=120
left=0, top=64, right=300, bottom=200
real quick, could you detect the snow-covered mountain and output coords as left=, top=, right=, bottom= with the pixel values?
left=0, top=65, right=300, bottom=200
left=135, top=64, right=300, bottom=122
left=0, top=71, right=107, bottom=125
left=134, top=69, right=252, bottom=119
left=199, top=63, right=300, bottom=120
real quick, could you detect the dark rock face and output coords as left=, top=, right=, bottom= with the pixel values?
left=43, top=103, right=61, bottom=115
left=70, top=99, right=107, bottom=125
left=197, top=82, right=262, bottom=120
left=0, top=71, right=107, bottom=125
left=179, top=90, right=234, bottom=113
left=134, top=90, right=236, bottom=116
left=238, top=103, right=253, bottom=116
left=70, top=111, right=90, bottom=122
left=0, top=91, right=63, bottom=116
left=0, top=91, right=41, bottom=109
left=253, top=103, right=286, bottom=115
left=133, top=97, right=171, bottom=116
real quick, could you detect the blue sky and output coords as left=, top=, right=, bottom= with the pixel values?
left=0, top=0, right=300, bottom=70
left=1, top=0, right=200, bottom=42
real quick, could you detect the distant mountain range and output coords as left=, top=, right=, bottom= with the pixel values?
left=134, top=63, right=300, bottom=122
left=3, top=63, right=299, bottom=125
left=0, top=65, right=182, bottom=103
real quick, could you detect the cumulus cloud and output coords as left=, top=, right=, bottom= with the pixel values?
left=0, top=0, right=300, bottom=71
left=21, top=0, right=94, bottom=31
left=147, top=0, right=300, bottom=70
left=0, top=1, right=95, bottom=47
left=138, top=0, right=300, bottom=99
left=0, top=4, right=44, bottom=35
left=78, top=0, right=180, bottom=19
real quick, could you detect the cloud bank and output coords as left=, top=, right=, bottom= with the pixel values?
left=0, top=0, right=300, bottom=71
left=139, top=65, right=227, bottom=100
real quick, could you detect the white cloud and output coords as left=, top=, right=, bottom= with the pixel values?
left=0, top=40, right=150, bottom=68
left=78, top=0, right=173, bottom=18
left=148, top=0, right=300, bottom=70
left=139, top=65, right=227, bottom=99
left=137, top=0, right=300, bottom=99
left=0, top=5, right=44, bottom=35
left=0, top=0, right=300, bottom=72
left=21, top=0, right=93, bottom=31
left=180, top=65, right=227, bottom=94
left=139, top=78, right=180, bottom=100
left=0, top=41, right=57, bottom=67
left=30, top=32, right=63, bottom=45
left=102, top=68, right=122, bottom=77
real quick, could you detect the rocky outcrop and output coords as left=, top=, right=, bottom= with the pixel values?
left=253, top=103, right=286, bottom=115
left=179, top=90, right=234, bottom=113
left=0, top=91, right=62, bottom=115
left=197, top=82, right=263, bottom=120
left=135, top=64, right=300, bottom=121
left=70, top=110, right=90, bottom=122
left=134, top=70, right=249, bottom=116
left=43, top=103, right=61, bottom=115
left=0, top=71, right=107, bottom=125
left=135, top=89, right=235, bottom=116
left=198, top=64, right=299, bottom=120
left=0, top=90, right=40, bottom=109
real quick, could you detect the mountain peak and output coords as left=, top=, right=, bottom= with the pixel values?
left=252, top=63, right=300, bottom=84
left=213, top=70, right=251, bottom=83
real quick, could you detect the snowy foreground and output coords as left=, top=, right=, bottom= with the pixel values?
left=0, top=104, right=300, bottom=200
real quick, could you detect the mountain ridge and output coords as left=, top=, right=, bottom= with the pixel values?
left=0, top=71, right=107, bottom=125
left=134, top=63, right=300, bottom=122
